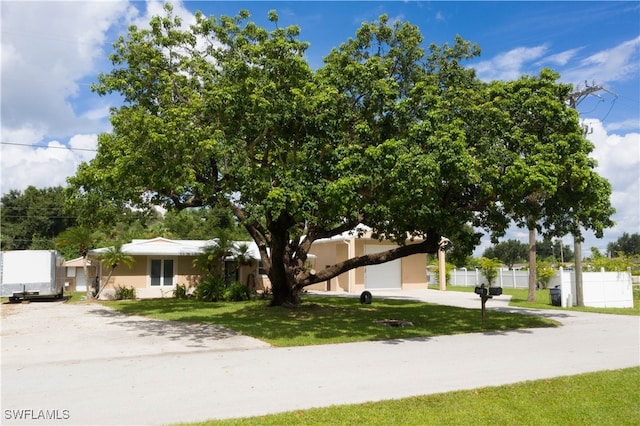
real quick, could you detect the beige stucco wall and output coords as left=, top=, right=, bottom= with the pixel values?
left=401, top=253, right=428, bottom=290
left=97, top=255, right=262, bottom=299
left=306, top=238, right=428, bottom=293
left=97, top=255, right=200, bottom=299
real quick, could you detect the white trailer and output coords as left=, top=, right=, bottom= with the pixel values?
left=0, top=250, right=65, bottom=302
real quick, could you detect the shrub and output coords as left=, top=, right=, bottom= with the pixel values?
left=173, top=283, right=189, bottom=299
left=194, top=276, right=226, bottom=301
left=114, top=285, right=136, bottom=300
left=430, top=260, right=455, bottom=286
left=536, top=261, right=556, bottom=289
left=259, top=287, right=273, bottom=300
left=478, top=257, right=502, bottom=286
left=224, top=281, right=251, bottom=302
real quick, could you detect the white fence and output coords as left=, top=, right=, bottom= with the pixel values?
left=434, top=267, right=634, bottom=308
left=439, top=268, right=530, bottom=288
left=552, top=268, right=634, bottom=308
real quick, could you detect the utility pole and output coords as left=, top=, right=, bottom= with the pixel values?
left=566, top=81, right=617, bottom=307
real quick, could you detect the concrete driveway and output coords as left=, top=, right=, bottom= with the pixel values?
left=1, top=292, right=638, bottom=425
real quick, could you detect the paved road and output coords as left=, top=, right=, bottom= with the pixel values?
left=1, top=291, right=638, bottom=425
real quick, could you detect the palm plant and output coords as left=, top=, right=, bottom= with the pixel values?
left=96, top=242, right=134, bottom=298
left=55, top=226, right=95, bottom=298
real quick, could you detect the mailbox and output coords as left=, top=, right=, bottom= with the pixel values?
left=474, top=286, right=487, bottom=296
left=489, top=287, right=503, bottom=296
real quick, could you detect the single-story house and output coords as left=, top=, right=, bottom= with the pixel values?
left=63, top=257, right=98, bottom=293
left=86, top=230, right=428, bottom=299
left=88, top=237, right=264, bottom=299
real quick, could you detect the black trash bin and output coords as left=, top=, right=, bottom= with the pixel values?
left=549, top=286, right=562, bottom=306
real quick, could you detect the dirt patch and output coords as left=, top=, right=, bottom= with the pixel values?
left=0, top=301, right=20, bottom=318
left=375, top=319, right=414, bottom=327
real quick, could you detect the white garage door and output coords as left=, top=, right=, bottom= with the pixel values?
left=364, top=245, right=401, bottom=289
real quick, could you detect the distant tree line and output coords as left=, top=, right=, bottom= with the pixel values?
left=480, top=235, right=639, bottom=271
left=0, top=185, right=249, bottom=260
left=481, top=238, right=575, bottom=269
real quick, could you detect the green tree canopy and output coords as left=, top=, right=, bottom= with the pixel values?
left=482, top=70, right=614, bottom=301
left=607, top=233, right=640, bottom=256
left=67, top=6, right=613, bottom=306
left=484, top=238, right=574, bottom=268
left=1, top=186, right=75, bottom=251
left=483, top=239, right=528, bottom=270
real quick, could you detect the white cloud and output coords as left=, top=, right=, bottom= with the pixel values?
left=473, top=37, right=639, bottom=92
left=560, top=36, right=640, bottom=86
left=587, top=120, right=639, bottom=211
left=0, top=0, right=200, bottom=196
left=474, top=45, right=548, bottom=81
left=68, top=134, right=99, bottom=163
left=1, top=0, right=133, bottom=137
left=542, top=47, right=583, bottom=67
left=604, top=118, right=640, bottom=133
left=0, top=137, right=96, bottom=193
left=0, top=0, right=134, bottom=194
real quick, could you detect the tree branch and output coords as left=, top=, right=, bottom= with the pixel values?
left=296, top=236, right=439, bottom=286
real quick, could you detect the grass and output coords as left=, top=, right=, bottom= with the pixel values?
left=178, top=367, right=640, bottom=425
left=63, top=291, right=89, bottom=303
left=440, top=285, right=640, bottom=316
left=106, top=295, right=558, bottom=347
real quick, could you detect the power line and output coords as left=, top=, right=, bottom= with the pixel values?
left=2, top=215, right=78, bottom=219
left=0, top=142, right=97, bottom=152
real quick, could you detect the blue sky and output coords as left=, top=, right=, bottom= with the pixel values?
left=1, top=1, right=638, bottom=256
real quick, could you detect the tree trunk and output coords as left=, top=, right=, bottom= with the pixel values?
left=528, top=227, right=537, bottom=303
left=83, top=256, right=92, bottom=299
left=96, top=268, right=115, bottom=299
left=268, top=268, right=300, bottom=307
left=267, top=233, right=300, bottom=307
left=574, top=233, right=584, bottom=307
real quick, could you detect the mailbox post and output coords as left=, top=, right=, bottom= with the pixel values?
left=474, top=284, right=503, bottom=322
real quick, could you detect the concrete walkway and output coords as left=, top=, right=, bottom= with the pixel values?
left=1, top=291, right=638, bottom=425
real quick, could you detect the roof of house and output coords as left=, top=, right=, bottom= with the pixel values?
left=89, top=237, right=262, bottom=259
left=64, top=256, right=94, bottom=267
left=312, top=225, right=425, bottom=244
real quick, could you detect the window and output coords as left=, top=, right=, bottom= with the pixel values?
left=150, top=259, right=174, bottom=286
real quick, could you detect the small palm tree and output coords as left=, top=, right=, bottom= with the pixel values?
left=96, top=242, right=134, bottom=298
left=193, top=233, right=236, bottom=280
left=55, top=226, right=95, bottom=298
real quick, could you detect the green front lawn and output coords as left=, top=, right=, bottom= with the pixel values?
left=180, top=367, right=640, bottom=425
left=107, top=295, right=558, bottom=347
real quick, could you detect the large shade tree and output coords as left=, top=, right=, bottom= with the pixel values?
left=68, top=6, right=612, bottom=306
